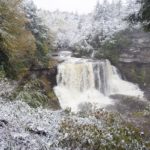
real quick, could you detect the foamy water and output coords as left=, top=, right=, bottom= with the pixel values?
left=54, top=52, right=143, bottom=112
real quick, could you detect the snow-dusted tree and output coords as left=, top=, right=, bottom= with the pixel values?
left=94, top=1, right=104, bottom=21
left=116, top=0, right=123, bottom=16
left=128, top=0, right=150, bottom=31
left=23, top=0, right=54, bottom=66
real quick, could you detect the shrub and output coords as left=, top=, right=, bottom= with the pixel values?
left=58, top=110, right=150, bottom=150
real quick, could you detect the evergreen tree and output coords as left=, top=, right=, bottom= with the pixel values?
left=116, top=0, right=122, bottom=16
left=23, top=0, right=54, bottom=67
left=128, top=0, right=150, bottom=31
left=94, top=1, right=104, bottom=21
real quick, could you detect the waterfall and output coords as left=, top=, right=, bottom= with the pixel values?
left=54, top=53, right=143, bottom=112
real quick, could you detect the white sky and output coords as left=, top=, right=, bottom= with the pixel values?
left=33, top=0, right=109, bottom=14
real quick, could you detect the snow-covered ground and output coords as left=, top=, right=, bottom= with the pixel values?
left=0, top=77, right=148, bottom=149
left=0, top=80, right=101, bottom=149
left=0, top=79, right=16, bottom=101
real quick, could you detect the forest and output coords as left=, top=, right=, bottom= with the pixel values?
left=0, top=0, right=150, bottom=149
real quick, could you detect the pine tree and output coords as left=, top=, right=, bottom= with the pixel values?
left=128, top=0, right=150, bottom=31
left=116, top=0, right=122, bottom=16
left=23, top=0, right=54, bottom=67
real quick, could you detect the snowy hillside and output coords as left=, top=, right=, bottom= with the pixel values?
left=37, top=0, right=140, bottom=52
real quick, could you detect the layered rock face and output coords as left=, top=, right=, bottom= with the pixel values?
left=119, top=29, right=150, bottom=64
left=117, top=29, right=150, bottom=100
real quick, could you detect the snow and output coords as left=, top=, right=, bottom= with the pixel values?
left=22, top=0, right=140, bottom=54
left=0, top=79, right=16, bottom=101
left=0, top=1, right=147, bottom=148
left=0, top=79, right=102, bottom=149
left=37, top=0, right=140, bottom=51
left=0, top=101, right=63, bottom=149
left=0, top=99, right=102, bottom=149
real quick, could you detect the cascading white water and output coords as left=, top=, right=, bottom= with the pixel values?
left=54, top=52, right=143, bottom=112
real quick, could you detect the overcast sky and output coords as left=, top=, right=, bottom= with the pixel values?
left=33, top=0, right=110, bottom=14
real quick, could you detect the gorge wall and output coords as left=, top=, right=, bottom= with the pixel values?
left=117, top=29, right=150, bottom=100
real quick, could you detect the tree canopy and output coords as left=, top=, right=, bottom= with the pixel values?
left=0, top=0, right=36, bottom=78
left=0, top=0, right=53, bottom=79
